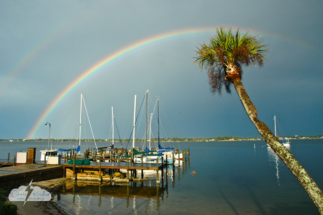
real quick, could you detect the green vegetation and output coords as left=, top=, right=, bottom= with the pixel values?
left=0, top=188, right=17, bottom=215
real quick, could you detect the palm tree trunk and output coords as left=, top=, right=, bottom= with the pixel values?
left=233, top=78, right=323, bottom=214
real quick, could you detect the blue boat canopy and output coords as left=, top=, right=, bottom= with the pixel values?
left=76, top=145, right=81, bottom=152
left=158, top=143, right=174, bottom=150
left=58, top=148, right=72, bottom=152
left=59, top=145, right=81, bottom=152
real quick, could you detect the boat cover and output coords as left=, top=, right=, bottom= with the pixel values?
left=67, top=159, right=90, bottom=165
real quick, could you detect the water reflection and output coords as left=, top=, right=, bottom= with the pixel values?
left=267, top=146, right=287, bottom=185
left=54, top=160, right=189, bottom=214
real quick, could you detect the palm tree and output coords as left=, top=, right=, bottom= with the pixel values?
left=194, top=27, right=323, bottom=214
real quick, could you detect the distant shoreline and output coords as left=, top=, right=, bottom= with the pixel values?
left=1, top=135, right=322, bottom=142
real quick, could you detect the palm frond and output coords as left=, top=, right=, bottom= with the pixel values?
left=194, top=27, right=268, bottom=94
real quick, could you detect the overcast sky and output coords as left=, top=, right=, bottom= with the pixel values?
left=0, top=0, right=322, bottom=140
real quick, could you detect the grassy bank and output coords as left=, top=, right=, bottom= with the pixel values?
left=0, top=188, right=17, bottom=215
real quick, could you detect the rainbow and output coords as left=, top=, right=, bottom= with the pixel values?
left=25, top=26, right=313, bottom=139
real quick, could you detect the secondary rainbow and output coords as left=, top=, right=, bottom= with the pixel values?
left=0, top=5, right=104, bottom=94
left=26, top=26, right=310, bottom=139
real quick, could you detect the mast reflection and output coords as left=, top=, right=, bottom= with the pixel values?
left=57, top=159, right=189, bottom=213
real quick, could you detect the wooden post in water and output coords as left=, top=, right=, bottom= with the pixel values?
left=165, top=156, right=168, bottom=188
left=182, top=151, right=185, bottom=174
left=141, top=154, right=143, bottom=178
left=184, top=149, right=187, bottom=162
left=99, top=158, right=102, bottom=182
left=110, top=149, right=112, bottom=162
left=172, top=151, right=175, bottom=165
left=131, top=152, right=134, bottom=163
left=13, top=155, right=16, bottom=166
left=161, top=157, right=164, bottom=183
left=8, top=153, right=10, bottom=161
left=65, top=154, right=67, bottom=163
left=127, top=158, right=129, bottom=179
left=156, top=158, right=159, bottom=183
left=188, top=148, right=190, bottom=159
left=113, top=149, right=116, bottom=162
left=182, top=151, right=184, bottom=163
left=73, top=154, right=76, bottom=180
left=178, top=158, right=180, bottom=181
left=118, top=154, right=120, bottom=166
left=182, top=153, right=185, bottom=174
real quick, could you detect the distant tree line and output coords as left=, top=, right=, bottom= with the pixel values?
left=1, top=135, right=322, bottom=142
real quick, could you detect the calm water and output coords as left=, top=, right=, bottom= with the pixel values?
left=1, top=139, right=323, bottom=214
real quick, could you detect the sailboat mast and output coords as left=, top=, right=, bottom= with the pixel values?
left=157, top=98, right=160, bottom=147
left=132, top=95, right=137, bottom=149
left=78, top=94, right=83, bottom=146
left=112, top=106, right=114, bottom=147
left=49, top=123, right=52, bottom=150
left=145, top=90, right=149, bottom=149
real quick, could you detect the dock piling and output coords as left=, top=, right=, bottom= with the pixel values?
left=7, top=153, right=10, bottom=161
left=141, top=154, right=143, bottom=178
left=99, top=158, right=102, bottom=182
left=161, top=157, right=164, bottom=183
left=73, top=154, right=76, bottom=180
left=156, top=158, right=159, bottom=183
left=172, top=152, right=175, bottom=166
left=13, top=155, right=16, bottom=166
left=182, top=151, right=184, bottom=163
left=127, top=158, right=129, bottom=179
left=161, top=157, right=164, bottom=168
left=131, top=152, right=134, bottom=163
left=182, top=155, right=184, bottom=174
left=178, top=159, right=180, bottom=181
left=188, top=148, right=190, bottom=159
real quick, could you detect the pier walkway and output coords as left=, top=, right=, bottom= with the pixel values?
left=0, top=164, right=63, bottom=186
left=0, top=160, right=166, bottom=186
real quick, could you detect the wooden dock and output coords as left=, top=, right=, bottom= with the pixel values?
left=0, top=160, right=167, bottom=185
left=0, top=164, right=63, bottom=186
left=0, top=147, right=190, bottom=185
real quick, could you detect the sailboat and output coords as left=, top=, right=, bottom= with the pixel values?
left=122, top=92, right=180, bottom=164
left=274, top=115, right=290, bottom=147
left=40, top=121, right=59, bottom=161
left=119, top=92, right=163, bottom=163
left=41, top=94, right=97, bottom=161
left=144, top=97, right=182, bottom=165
